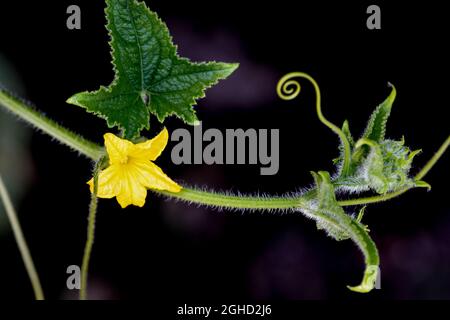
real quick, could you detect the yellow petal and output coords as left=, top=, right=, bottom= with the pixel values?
left=87, top=165, right=121, bottom=198
left=104, top=133, right=133, bottom=165
left=129, top=128, right=169, bottom=161
left=115, top=170, right=148, bottom=208
left=131, top=159, right=181, bottom=193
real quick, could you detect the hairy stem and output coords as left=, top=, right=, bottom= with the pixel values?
left=156, top=187, right=307, bottom=211
left=0, top=172, right=44, bottom=300
left=80, top=161, right=101, bottom=300
left=0, top=87, right=104, bottom=160
left=276, top=72, right=352, bottom=176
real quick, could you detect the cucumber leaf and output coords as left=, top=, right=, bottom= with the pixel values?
left=67, top=0, right=238, bottom=139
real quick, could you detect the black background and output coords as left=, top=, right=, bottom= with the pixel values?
left=0, top=0, right=449, bottom=301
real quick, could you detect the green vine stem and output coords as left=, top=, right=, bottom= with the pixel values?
left=1, top=82, right=449, bottom=210
left=157, top=188, right=306, bottom=211
left=0, top=87, right=104, bottom=160
left=1, top=77, right=449, bottom=294
left=0, top=172, right=44, bottom=300
left=80, top=160, right=102, bottom=300
left=338, top=187, right=409, bottom=207
left=415, top=134, right=450, bottom=181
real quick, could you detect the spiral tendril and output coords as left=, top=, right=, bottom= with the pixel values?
left=276, top=72, right=352, bottom=176
left=277, top=79, right=301, bottom=100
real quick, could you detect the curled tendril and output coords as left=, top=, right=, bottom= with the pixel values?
left=276, top=72, right=352, bottom=176
left=276, top=79, right=301, bottom=100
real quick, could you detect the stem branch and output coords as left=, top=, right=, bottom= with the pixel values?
left=80, top=161, right=101, bottom=300
left=0, top=172, right=44, bottom=300
left=0, top=87, right=104, bottom=160
left=415, top=134, right=450, bottom=181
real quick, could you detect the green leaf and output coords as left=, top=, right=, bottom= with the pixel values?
left=362, top=83, right=396, bottom=143
left=67, top=0, right=238, bottom=139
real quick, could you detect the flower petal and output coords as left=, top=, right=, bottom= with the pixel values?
left=104, top=133, right=133, bottom=165
left=129, top=128, right=168, bottom=161
left=115, top=170, right=148, bottom=208
left=131, top=159, right=181, bottom=193
left=87, top=165, right=121, bottom=198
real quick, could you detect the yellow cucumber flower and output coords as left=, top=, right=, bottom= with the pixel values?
left=88, top=128, right=181, bottom=208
